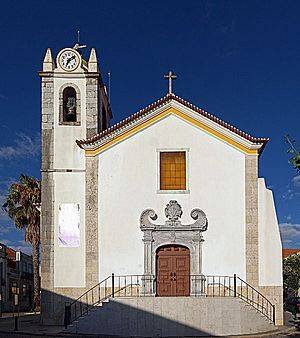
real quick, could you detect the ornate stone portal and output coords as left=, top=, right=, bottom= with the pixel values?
left=140, top=200, right=208, bottom=296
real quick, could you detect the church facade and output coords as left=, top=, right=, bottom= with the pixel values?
left=39, top=46, right=283, bottom=328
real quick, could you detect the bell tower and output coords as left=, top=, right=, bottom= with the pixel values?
left=39, top=45, right=112, bottom=324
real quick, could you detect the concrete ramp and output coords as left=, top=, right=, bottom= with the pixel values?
left=66, top=297, right=275, bottom=337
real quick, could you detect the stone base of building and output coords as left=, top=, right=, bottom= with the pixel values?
left=41, top=284, right=284, bottom=327
left=41, top=287, right=88, bottom=325
left=65, top=297, right=277, bottom=336
left=259, top=285, right=283, bottom=326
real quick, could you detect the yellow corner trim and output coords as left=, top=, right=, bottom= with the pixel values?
left=85, top=107, right=259, bottom=156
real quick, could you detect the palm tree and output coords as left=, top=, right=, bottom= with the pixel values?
left=2, top=174, right=41, bottom=311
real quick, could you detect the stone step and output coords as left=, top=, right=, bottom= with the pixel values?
left=65, top=296, right=276, bottom=336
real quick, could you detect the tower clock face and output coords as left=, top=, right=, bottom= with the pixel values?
left=58, top=49, right=80, bottom=71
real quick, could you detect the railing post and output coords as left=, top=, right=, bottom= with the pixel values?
left=64, top=302, right=71, bottom=329
left=233, top=274, right=237, bottom=297
left=272, top=305, right=276, bottom=324
left=112, top=273, right=115, bottom=298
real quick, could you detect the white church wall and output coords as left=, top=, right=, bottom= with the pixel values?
left=53, top=76, right=86, bottom=170
left=258, top=178, right=282, bottom=286
left=53, top=172, right=85, bottom=287
left=98, top=113, right=246, bottom=280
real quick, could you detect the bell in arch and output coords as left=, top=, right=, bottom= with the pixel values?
left=63, top=87, right=77, bottom=122
left=66, top=97, right=76, bottom=121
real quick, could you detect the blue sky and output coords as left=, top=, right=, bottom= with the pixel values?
left=0, top=0, right=300, bottom=254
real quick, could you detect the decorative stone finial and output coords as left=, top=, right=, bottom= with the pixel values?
left=43, top=48, right=55, bottom=71
left=88, top=48, right=98, bottom=72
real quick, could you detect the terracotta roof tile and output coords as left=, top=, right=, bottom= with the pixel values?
left=77, top=93, right=269, bottom=148
left=282, top=248, right=300, bottom=259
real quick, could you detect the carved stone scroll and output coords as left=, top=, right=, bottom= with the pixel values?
left=140, top=209, right=157, bottom=228
left=190, top=209, right=208, bottom=231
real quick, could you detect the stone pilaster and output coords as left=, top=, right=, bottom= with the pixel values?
left=245, top=155, right=259, bottom=286
left=40, top=75, right=55, bottom=322
left=86, top=77, right=99, bottom=139
left=85, top=156, right=99, bottom=288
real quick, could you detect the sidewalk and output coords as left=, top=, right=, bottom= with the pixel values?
left=0, top=312, right=38, bottom=319
left=0, top=314, right=63, bottom=338
left=0, top=313, right=298, bottom=337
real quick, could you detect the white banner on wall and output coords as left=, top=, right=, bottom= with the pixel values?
left=58, top=203, right=80, bottom=247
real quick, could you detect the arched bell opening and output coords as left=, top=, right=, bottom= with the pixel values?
left=63, top=86, right=77, bottom=122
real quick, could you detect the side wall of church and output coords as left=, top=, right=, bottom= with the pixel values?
left=97, top=114, right=246, bottom=280
left=258, top=178, right=282, bottom=286
left=258, top=178, right=283, bottom=325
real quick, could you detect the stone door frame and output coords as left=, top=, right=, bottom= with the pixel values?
left=140, top=200, right=208, bottom=296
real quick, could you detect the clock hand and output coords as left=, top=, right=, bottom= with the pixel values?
left=66, top=55, right=76, bottom=66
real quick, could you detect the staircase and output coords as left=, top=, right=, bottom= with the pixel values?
left=63, top=274, right=276, bottom=337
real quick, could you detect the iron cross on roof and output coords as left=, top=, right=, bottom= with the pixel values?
left=164, top=70, right=177, bottom=94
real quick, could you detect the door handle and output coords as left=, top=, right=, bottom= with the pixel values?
left=170, top=272, right=177, bottom=281
left=170, top=272, right=173, bottom=281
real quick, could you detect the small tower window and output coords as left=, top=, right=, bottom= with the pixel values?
left=63, top=87, right=77, bottom=122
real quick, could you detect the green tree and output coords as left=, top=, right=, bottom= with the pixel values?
left=283, top=254, right=300, bottom=294
left=2, top=174, right=41, bottom=311
left=285, top=135, right=300, bottom=171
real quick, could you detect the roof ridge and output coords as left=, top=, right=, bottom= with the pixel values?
left=77, top=93, right=174, bottom=146
left=77, top=93, right=269, bottom=148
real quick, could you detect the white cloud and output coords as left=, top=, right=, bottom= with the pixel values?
left=0, top=239, right=13, bottom=246
left=10, top=240, right=32, bottom=255
left=10, top=244, right=32, bottom=256
left=281, top=188, right=300, bottom=200
left=0, top=224, right=14, bottom=235
left=293, top=175, right=300, bottom=188
left=279, top=223, right=300, bottom=245
left=0, top=239, right=32, bottom=255
left=0, top=133, right=40, bottom=160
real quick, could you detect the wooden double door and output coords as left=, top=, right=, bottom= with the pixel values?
left=156, top=245, right=190, bottom=296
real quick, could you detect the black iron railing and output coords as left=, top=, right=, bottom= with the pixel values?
left=64, top=273, right=275, bottom=327
left=234, top=275, right=275, bottom=325
left=64, top=274, right=155, bottom=327
left=195, top=275, right=275, bottom=324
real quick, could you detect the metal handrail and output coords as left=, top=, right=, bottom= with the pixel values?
left=64, top=273, right=276, bottom=327
left=235, top=275, right=275, bottom=324
left=70, top=275, right=111, bottom=306
left=64, top=274, right=152, bottom=327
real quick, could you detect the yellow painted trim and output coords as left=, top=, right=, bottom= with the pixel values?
left=85, top=107, right=259, bottom=156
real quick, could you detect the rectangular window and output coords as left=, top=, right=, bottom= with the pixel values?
left=160, top=151, right=186, bottom=190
